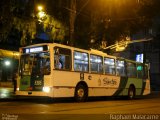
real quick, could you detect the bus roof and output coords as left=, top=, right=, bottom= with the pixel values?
left=26, top=43, right=115, bottom=58
left=20, top=43, right=148, bottom=64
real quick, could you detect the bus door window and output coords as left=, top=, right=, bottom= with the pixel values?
left=30, top=52, right=50, bottom=75
left=20, top=54, right=33, bottom=76
left=54, top=47, right=71, bottom=70
left=43, top=57, right=50, bottom=75
left=31, top=55, right=41, bottom=75
left=44, top=58, right=50, bottom=68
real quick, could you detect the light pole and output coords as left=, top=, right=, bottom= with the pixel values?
left=37, top=5, right=43, bottom=11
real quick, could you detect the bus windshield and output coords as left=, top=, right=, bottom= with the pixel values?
left=20, top=52, right=50, bottom=76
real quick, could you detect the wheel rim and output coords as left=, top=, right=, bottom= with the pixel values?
left=129, top=90, right=134, bottom=98
left=128, top=87, right=135, bottom=99
left=77, top=88, right=84, bottom=98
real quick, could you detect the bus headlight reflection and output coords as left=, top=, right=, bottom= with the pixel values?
left=43, top=87, right=50, bottom=93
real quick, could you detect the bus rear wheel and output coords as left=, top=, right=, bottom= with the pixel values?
left=128, top=85, right=135, bottom=99
left=75, top=84, right=88, bottom=102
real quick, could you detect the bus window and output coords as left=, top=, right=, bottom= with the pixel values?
left=32, top=52, right=50, bottom=75
left=144, top=65, right=149, bottom=79
left=74, top=51, right=88, bottom=72
left=43, top=57, right=50, bottom=75
left=116, top=60, right=126, bottom=76
left=137, top=64, right=144, bottom=78
left=20, top=54, right=32, bottom=75
left=20, top=52, right=50, bottom=76
left=104, top=57, right=115, bottom=75
left=126, top=62, right=137, bottom=78
left=54, top=47, right=71, bottom=70
left=90, top=55, right=103, bottom=73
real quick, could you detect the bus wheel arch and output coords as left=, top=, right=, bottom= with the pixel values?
left=128, top=84, right=136, bottom=99
left=74, top=81, right=88, bottom=102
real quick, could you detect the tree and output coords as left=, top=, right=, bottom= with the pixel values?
left=0, top=0, right=69, bottom=49
left=0, top=0, right=36, bottom=49
left=75, top=0, right=160, bottom=50
left=1, top=0, right=160, bottom=51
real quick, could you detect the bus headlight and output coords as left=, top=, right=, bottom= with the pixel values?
left=43, top=87, right=51, bottom=93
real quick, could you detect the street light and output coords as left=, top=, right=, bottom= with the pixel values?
left=4, top=60, right=11, bottom=66
left=36, top=5, right=46, bottom=22
left=37, top=5, right=43, bottom=11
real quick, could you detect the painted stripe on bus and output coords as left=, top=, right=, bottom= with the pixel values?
left=141, top=80, right=146, bottom=95
left=113, top=76, right=128, bottom=96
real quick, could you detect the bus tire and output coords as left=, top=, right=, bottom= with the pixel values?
left=128, top=85, right=136, bottom=100
left=74, top=84, right=88, bottom=102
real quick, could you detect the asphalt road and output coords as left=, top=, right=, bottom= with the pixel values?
left=0, top=89, right=160, bottom=120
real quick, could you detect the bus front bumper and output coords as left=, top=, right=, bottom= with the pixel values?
left=16, top=90, right=53, bottom=97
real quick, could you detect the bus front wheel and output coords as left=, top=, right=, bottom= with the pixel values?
left=74, top=84, right=88, bottom=102
left=128, top=85, right=136, bottom=99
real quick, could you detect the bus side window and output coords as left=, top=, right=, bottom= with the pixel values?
left=54, top=47, right=71, bottom=70
left=74, top=51, right=89, bottom=72
left=90, top=55, right=103, bottom=73
left=137, top=64, right=144, bottom=78
left=126, top=62, right=137, bottom=78
left=116, top=59, right=126, bottom=76
left=54, top=55, right=61, bottom=69
left=104, top=57, right=116, bottom=75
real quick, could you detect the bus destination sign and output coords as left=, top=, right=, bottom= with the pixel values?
left=23, top=45, right=48, bottom=53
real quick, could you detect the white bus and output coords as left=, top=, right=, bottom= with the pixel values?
left=16, top=43, right=150, bottom=102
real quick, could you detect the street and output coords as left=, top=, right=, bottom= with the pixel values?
left=0, top=88, right=160, bottom=120
left=1, top=1, right=160, bottom=120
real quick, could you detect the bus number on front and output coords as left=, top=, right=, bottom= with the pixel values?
left=34, top=80, right=42, bottom=86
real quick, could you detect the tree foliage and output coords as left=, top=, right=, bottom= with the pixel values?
left=0, top=0, right=160, bottom=50
left=85, top=0, right=160, bottom=49
left=0, top=0, right=68, bottom=49
left=0, top=0, right=35, bottom=49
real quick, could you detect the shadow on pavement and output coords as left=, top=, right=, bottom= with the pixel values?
left=0, top=90, right=159, bottom=104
